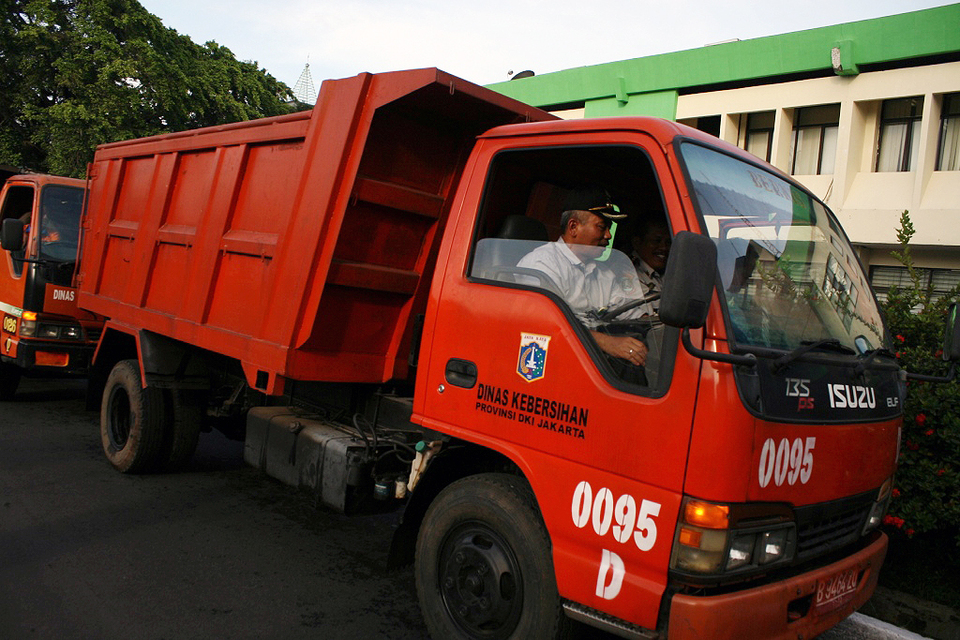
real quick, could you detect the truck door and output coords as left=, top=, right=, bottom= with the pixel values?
left=1, top=184, right=34, bottom=359
left=417, top=136, right=705, bottom=629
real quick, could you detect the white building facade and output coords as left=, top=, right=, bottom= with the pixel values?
left=490, top=5, right=960, bottom=299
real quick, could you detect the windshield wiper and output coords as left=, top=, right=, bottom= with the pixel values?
left=773, top=339, right=856, bottom=372
left=855, top=347, right=897, bottom=375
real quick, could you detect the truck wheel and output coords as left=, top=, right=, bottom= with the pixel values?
left=164, top=389, right=203, bottom=469
left=100, top=360, right=166, bottom=473
left=0, top=362, right=21, bottom=401
left=415, top=473, right=570, bottom=640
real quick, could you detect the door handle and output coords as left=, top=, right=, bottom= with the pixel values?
left=444, top=358, right=477, bottom=389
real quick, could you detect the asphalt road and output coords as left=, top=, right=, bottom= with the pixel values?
left=0, top=377, right=429, bottom=640
left=0, top=377, right=924, bottom=640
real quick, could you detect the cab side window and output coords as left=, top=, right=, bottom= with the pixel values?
left=467, top=145, right=679, bottom=396
left=0, top=185, right=35, bottom=278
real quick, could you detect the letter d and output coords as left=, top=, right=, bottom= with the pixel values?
left=595, top=549, right=625, bottom=600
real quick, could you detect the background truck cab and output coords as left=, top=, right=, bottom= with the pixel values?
left=0, top=169, right=103, bottom=400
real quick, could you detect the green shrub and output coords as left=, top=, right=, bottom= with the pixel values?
left=879, top=211, right=960, bottom=545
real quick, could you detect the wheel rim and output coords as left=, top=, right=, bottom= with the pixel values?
left=107, top=386, right=132, bottom=449
left=438, top=521, right=523, bottom=639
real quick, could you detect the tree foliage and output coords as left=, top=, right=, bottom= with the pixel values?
left=881, top=211, right=960, bottom=544
left=0, top=0, right=297, bottom=177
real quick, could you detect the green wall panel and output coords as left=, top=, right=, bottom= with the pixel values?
left=488, top=5, right=960, bottom=116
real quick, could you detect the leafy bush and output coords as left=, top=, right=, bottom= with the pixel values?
left=879, top=211, right=960, bottom=545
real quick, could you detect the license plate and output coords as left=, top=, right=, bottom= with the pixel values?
left=813, top=568, right=859, bottom=615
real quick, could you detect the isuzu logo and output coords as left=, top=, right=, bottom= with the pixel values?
left=827, top=383, right=876, bottom=409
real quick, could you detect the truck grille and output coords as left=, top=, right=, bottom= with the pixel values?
left=794, top=491, right=874, bottom=561
left=85, top=327, right=102, bottom=342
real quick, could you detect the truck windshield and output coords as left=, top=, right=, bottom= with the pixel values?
left=679, top=142, right=886, bottom=355
left=38, top=184, right=83, bottom=262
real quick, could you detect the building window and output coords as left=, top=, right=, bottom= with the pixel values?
left=744, top=111, right=774, bottom=162
left=936, top=93, right=960, bottom=171
left=791, top=104, right=840, bottom=175
left=876, top=97, right=923, bottom=172
left=870, top=265, right=960, bottom=303
left=694, top=115, right=721, bottom=138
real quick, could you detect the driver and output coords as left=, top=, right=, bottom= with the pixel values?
left=517, top=190, right=653, bottom=369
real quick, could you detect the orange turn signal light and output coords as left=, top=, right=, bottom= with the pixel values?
left=678, top=526, right=703, bottom=548
left=684, top=500, right=730, bottom=529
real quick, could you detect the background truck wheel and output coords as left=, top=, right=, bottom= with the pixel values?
left=0, top=362, right=21, bottom=401
left=415, top=473, right=570, bottom=640
left=100, top=359, right=166, bottom=473
left=163, top=389, right=203, bottom=469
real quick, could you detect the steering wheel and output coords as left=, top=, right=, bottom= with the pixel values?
left=600, top=315, right=663, bottom=337
left=598, top=292, right=661, bottom=322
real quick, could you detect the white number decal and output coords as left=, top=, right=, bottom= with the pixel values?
left=571, top=481, right=660, bottom=552
left=758, top=437, right=816, bottom=488
left=592, top=488, right=614, bottom=537
left=634, top=500, right=661, bottom=552
left=572, top=480, right=592, bottom=528
left=612, top=494, right=637, bottom=544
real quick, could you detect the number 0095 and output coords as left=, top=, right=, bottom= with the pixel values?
left=758, top=437, right=815, bottom=488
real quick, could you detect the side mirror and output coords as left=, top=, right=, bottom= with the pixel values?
left=1, top=217, right=25, bottom=252
left=659, top=231, right=717, bottom=329
left=943, top=303, right=960, bottom=362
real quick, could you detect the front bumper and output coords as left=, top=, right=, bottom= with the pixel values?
left=667, top=531, right=887, bottom=640
left=2, top=339, right=96, bottom=375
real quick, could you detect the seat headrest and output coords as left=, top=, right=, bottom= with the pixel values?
left=497, top=215, right=548, bottom=242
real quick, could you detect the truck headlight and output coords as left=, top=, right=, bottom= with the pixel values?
left=20, top=312, right=37, bottom=337
left=62, top=325, right=82, bottom=339
left=39, top=324, right=61, bottom=338
left=862, top=478, right=893, bottom=535
left=671, top=497, right=796, bottom=578
left=32, top=322, right=83, bottom=340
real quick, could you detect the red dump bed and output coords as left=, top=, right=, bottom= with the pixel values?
left=78, top=68, right=552, bottom=391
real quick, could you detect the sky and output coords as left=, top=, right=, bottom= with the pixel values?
left=137, top=0, right=956, bottom=94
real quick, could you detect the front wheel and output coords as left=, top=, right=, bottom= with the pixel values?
left=100, top=359, right=166, bottom=473
left=415, top=473, right=570, bottom=640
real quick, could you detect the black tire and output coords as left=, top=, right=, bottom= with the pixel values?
left=0, top=362, right=21, bottom=401
left=100, top=359, right=166, bottom=473
left=163, top=388, right=203, bottom=469
left=415, top=473, right=570, bottom=640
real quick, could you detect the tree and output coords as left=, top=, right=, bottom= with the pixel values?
left=881, top=211, right=960, bottom=544
left=0, top=0, right=298, bottom=177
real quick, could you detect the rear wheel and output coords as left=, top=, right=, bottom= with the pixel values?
left=100, top=359, right=166, bottom=473
left=163, top=388, right=203, bottom=468
left=415, top=473, right=569, bottom=640
left=0, top=362, right=21, bottom=401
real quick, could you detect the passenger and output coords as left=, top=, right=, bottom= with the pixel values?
left=629, top=217, right=671, bottom=312
left=517, top=191, right=652, bottom=368
left=41, top=216, right=60, bottom=244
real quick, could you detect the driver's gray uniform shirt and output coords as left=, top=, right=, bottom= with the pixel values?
left=517, top=238, right=653, bottom=328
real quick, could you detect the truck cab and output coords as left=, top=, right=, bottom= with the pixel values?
left=0, top=172, right=102, bottom=399
left=412, top=119, right=900, bottom=638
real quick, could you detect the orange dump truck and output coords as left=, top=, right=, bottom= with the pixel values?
left=76, top=68, right=960, bottom=639
left=0, top=170, right=103, bottom=399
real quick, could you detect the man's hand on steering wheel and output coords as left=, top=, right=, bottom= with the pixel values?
left=591, top=332, right=647, bottom=366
